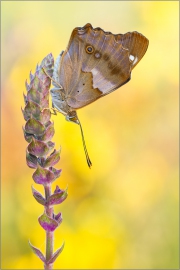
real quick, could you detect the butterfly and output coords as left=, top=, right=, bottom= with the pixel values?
left=49, top=23, right=149, bottom=168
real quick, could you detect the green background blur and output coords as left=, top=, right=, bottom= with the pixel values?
left=1, top=1, right=179, bottom=269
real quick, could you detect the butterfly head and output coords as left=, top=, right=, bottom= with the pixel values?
left=65, top=111, right=79, bottom=125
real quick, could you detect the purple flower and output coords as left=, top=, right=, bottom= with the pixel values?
left=22, top=54, right=67, bottom=268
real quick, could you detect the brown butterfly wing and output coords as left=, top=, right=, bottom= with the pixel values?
left=58, top=23, right=149, bottom=109
left=119, top=31, right=149, bottom=69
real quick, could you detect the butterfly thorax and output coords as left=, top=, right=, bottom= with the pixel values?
left=50, top=87, right=70, bottom=116
left=50, top=86, right=79, bottom=125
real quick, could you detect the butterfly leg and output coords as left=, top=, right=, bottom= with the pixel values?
left=50, top=108, right=58, bottom=115
left=42, top=66, right=63, bottom=89
left=49, top=103, right=60, bottom=115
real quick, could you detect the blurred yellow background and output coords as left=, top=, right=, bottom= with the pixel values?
left=1, top=1, right=179, bottom=269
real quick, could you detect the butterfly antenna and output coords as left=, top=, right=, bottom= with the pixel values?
left=78, top=120, right=92, bottom=168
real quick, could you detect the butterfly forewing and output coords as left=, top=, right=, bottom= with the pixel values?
left=56, top=24, right=148, bottom=110
left=120, top=32, right=149, bottom=69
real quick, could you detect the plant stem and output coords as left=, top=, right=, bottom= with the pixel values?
left=44, top=185, right=54, bottom=269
